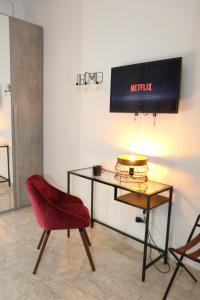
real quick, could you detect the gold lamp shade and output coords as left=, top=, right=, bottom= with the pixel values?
left=117, top=154, right=148, bottom=166
left=115, top=154, right=148, bottom=184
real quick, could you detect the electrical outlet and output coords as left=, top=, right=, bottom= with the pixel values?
left=135, top=216, right=145, bottom=223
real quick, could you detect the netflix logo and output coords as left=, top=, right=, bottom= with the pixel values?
left=130, top=83, right=153, bottom=92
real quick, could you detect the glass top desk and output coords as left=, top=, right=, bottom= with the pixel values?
left=67, top=167, right=173, bottom=281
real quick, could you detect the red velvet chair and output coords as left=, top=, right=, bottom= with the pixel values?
left=26, top=174, right=95, bottom=274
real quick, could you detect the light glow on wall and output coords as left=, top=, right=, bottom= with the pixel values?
left=129, top=137, right=169, bottom=157
left=0, top=118, right=7, bottom=130
left=115, top=132, right=175, bottom=181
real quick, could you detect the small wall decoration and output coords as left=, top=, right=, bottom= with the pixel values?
left=76, top=72, right=103, bottom=86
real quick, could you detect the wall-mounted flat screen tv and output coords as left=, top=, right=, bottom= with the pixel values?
left=110, top=57, right=182, bottom=113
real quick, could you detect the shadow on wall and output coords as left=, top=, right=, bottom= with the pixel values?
left=169, top=189, right=199, bottom=246
left=0, top=84, right=3, bottom=105
left=180, top=51, right=199, bottom=111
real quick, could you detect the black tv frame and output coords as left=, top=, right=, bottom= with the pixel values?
left=110, top=57, right=182, bottom=114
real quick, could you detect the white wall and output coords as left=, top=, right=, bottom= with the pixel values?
left=0, top=0, right=24, bottom=18
left=22, top=0, right=200, bottom=266
left=23, top=0, right=82, bottom=188
left=0, top=0, right=12, bottom=15
left=79, top=0, right=200, bottom=255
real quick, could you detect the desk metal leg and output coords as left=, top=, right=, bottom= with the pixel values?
left=142, top=196, right=150, bottom=282
left=164, top=187, right=173, bottom=264
left=67, top=172, right=70, bottom=194
left=91, top=180, right=94, bottom=228
left=67, top=172, right=71, bottom=238
left=6, top=146, right=10, bottom=186
left=114, top=187, right=117, bottom=199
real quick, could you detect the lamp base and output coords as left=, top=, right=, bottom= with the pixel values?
left=114, top=163, right=148, bottom=184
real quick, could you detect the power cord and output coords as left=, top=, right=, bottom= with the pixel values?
left=148, top=230, right=170, bottom=273
left=143, top=212, right=170, bottom=274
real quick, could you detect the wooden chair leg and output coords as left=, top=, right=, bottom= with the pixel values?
left=37, top=230, right=46, bottom=249
left=33, top=230, right=51, bottom=274
left=79, top=229, right=95, bottom=272
left=67, top=229, right=70, bottom=238
left=83, top=228, right=91, bottom=246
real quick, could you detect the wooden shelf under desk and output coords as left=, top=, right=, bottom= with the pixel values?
left=115, top=192, right=169, bottom=209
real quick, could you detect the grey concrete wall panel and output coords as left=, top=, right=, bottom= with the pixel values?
left=10, top=17, right=43, bottom=207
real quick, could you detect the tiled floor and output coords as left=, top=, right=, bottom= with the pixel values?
left=0, top=207, right=199, bottom=300
left=0, top=183, right=14, bottom=212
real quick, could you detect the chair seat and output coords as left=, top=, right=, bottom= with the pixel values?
left=185, top=248, right=200, bottom=261
left=175, top=233, right=200, bottom=261
left=42, top=203, right=91, bottom=230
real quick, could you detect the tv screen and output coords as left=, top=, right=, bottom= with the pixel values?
left=110, top=57, right=182, bottom=113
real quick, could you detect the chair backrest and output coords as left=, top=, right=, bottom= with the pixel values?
left=26, top=174, right=59, bottom=229
left=174, top=214, right=200, bottom=262
left=26, top=174, right=90, bottom=231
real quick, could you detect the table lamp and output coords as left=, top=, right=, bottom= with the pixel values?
left=115, top=154, right=148, bottom=183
